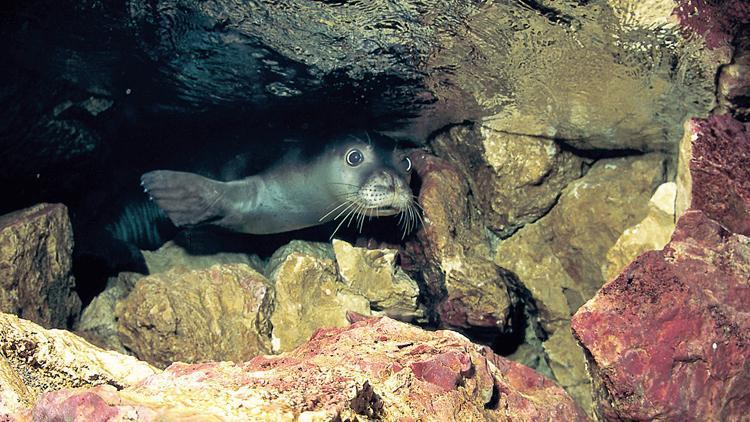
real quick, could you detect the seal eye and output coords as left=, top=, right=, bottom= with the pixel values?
left=346, top=149, right=364, bottom=166
left=402, top=157, right=412, bottom=173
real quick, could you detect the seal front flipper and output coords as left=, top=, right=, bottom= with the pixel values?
left=141, top=170, right=245, bottom=228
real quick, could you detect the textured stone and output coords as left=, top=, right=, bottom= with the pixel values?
left=495, top=154, right=666, bottom=411
left=408, top=151, right=515, bottom=333
left=268, top=241, right=370, bottom=353
left=0, top=312, right=157, bottom=409
left=572, top=211, right=750, bottom=420
left=332, top=239, right=423, bottom=321
left=29, top=316, right=587, bottom=421
left=680, top=115, right=750, bottom=235
left=76, top=272, right=142, bottom=354
left=431, top=124, right=585, bottom=236
left=0, top=355, right=31, bottom=417
left=116, top=264, right=274, bottom=368
left=421, top=0, right=717, bottom=152
left=603, top=182, right=677, bottom=281
left=0, top=203, right=81, bottom=328
left=496, top=154, right=667, bottom=333
left=142, top=240, right=265, bottom=275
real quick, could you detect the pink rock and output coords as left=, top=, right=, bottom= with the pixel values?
left=29, top=317, right=586, bottom=421
left=572, top=210, right=750, bottom=420
left=688, top=115, right=750, bottom=235
left=673, top=0, right=750, bottom=49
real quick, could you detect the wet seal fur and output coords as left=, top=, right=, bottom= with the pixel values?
left=141, top=133, right=421, bottom=238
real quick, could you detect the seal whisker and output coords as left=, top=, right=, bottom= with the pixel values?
left=319, top=200, right=351, bottom=222
left=333, top=201, right=358, bottom=222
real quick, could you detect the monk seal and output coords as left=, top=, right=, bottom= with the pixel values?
left=140, top=133, right=420, bottom=238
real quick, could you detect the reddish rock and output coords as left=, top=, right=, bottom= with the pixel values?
left=687, top=115, right=750, bottom=235
left=572, top=210, right=750, bottom=420
left=29, top=317, right=587, bottom=421
left=406, top=151, right=516, bottom=334
left=673, top=0, right=750, bottom=49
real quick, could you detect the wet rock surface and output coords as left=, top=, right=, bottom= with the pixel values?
left=572, top=115, right=750, bottom=420
left=495, top=154, right=666, bottom=411
left=0, top=312, right=157, bottom=413
left=28, top=316, right=587, bottom=421
left=407, top=151, right=517, bottom=335
left=0, top=203, right=81, bottom=328
left=603, top=181, right=677, bottom=281
left=142, top=240, right=265, bottom=275
left=573, top=210, right=750, bottom=420
left=431, top=124, right=585, bottom=237
left=115, top=263, right=274, bottom=368
left=75, top=272, right=142, bottom=354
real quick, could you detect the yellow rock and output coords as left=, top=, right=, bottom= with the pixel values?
left=116, top=263, right=274, bottom=367
left=603, top=182, right=677, bottom=281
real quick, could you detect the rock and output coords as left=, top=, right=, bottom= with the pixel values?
left=408, top=151, right=516, bottom=333
left=0, top=355, right=31, bottom=417
left=116, top=264, right=274, bottom=368
left=421, top=0, right=717, bottom=151
left=0, top=203, right=81, bottom=328
left=495, top=154, right=666, bottom=412
left=572, top=210, right=750, bottom=420
left=332, top=239, right=423, bottom=321
left=268, top=241, right=370, bottom=353
left=496, top=155, right=667, bottom=333
left=0, top=312, right=157, bottom=410
left=76, top=272, right=142, bottom=354
left=431, top=123, right=585, bottom=237
left=572, top=115, right=750, bottom=420
left=142, top=240, right=265, bottom=275
left=603, top=182, right=677, bottom=281
left=677, top=115, right=750, bottom=235
left=29, top=316, right=587, bottom=421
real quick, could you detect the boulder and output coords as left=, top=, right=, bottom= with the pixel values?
left=116, top=264, right=274, bottom=367
left=0, top=203, right=81, bottom=328
left=603, top=182, right=677, bottom=281
left=408, top=151, right=516, bottom=334
left=332, top=239, right=423, bottom=321
left=431, top=123, right=585, bottom=237
left=0, top=312, right=157, bottom=415
left=29, top=316, right=587, bottom=421
left=572, top=115, right=750, bottom=420
left=142, top=240, right=265, bottom=275
left=677, top=115, right=750, bottom=235
left=76, top=272, right=142, bottom=354
left=572, top=211, right=750, bottom=420
left=495, top=154, right=667, bottom=412
left=268, top=241, right=371, bottom=353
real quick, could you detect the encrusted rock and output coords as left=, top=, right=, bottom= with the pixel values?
left=572, top=116, right=750, bottom=420
left=29, top=316, right=587, bottom=421
left=268, top=241, right=370, bottom=353
left=76, top=272, right=142, bottom=354
left=573, top=211, right=750, bottom=420
left=603, top=182, right=677, bottom=281
left=677, top=115, right=750, bottom=235
left=0, top=355, right=31, bottom=416
left=142, top=240, right=265, bottom=274
left=332, top=239, right=423, bottom=321
left=495, top=154, right=666, bottom=411
left=116, top=264, right=274, bottom=368
left=0, top=203, right=81, bottom=329
left=432, top=123, right=584, bottom=236
left=0, top=312, right=157, bottom=411
left=408, top=151, right=516, bottom=333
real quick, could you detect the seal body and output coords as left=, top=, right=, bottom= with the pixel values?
left=141, top=134, right=417, bottom=236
